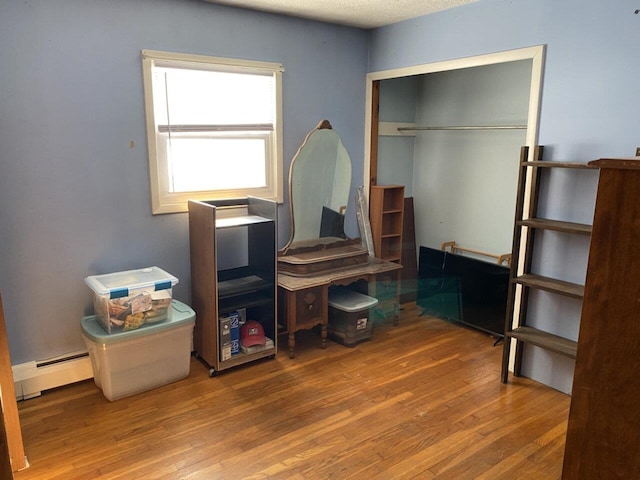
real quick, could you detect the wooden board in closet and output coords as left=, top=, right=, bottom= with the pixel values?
left=370, top=185, right=405, bottom=263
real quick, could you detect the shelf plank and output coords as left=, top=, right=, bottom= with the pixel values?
left=217, top=275, right=271, bottom=297
left=507, top=326, right=577, bottom=358
left=521, top=161, right=598, bottom=169
left=519, top=218, right=592, bottom=235
left=215, top=215, right=273, bottom=229
left=218, top=293, right=273, bottom=315
left=217, top=346, right=277, bottom=372
left=514, top=273, right=584, bottom=299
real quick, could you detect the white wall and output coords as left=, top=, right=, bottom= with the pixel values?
left=377, top=77, right=419, bottom=196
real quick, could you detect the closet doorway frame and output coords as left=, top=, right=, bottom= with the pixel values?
left=363, top=44, right=545, bottom=192
left=363, top=45, right=545, bottom=372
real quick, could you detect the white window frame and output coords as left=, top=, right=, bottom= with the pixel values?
left=141, top=49, right=284, bottom=214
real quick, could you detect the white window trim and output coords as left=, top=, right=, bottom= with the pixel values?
left=141, top=49, right=284, bottom=214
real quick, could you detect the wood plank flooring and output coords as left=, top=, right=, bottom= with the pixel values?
left=14, top=303, right=570, bottom=479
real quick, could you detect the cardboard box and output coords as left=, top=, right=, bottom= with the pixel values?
left=219, top=315, right=232, bottom=362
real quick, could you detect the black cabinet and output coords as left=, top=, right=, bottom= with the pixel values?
left=189, top=197, right=277, bottom=376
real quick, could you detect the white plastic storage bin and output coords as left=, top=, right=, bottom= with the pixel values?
left=85, top=266, right=178, bottom=334
left=81, top=300, right=195, bottom=401
left=327, top=287, right=379, bottom=347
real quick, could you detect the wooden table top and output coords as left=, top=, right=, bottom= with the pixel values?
left=277, top=257, right=402, bottom=291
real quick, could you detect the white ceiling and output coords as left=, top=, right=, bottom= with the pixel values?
left=203, top=0, right=478, bottom=29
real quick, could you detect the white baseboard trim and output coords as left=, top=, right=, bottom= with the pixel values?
left=12, top=351, right=93, bottom=400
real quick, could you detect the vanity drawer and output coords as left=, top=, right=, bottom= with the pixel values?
left=279, top=285, right=328, bottom=332
left=292, top=286, right=326, bottom=329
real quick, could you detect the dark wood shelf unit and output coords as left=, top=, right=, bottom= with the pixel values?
left=501, top=146, right=597, bottom=383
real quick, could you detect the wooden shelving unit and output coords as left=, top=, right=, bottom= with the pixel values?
left=189, top=197, right=277, bottom=376
left=370, top=185, right=405, bottom=263
left=501, top=146, right=597, bottom=383
left=369, top=185, right=405, bottom=321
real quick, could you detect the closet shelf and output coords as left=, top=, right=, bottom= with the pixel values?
left=520, top=160, right=597, bottom=169
left=507, top=326, right=577, bottom=359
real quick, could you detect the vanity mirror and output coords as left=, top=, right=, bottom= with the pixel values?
left=278, top=120, right=368, bottom=275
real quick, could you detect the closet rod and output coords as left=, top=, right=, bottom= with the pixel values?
left=398, top=125, right=527, bottom=131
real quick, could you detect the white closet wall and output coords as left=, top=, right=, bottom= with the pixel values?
left=378, top=60, right=532, bottom=259
left=377, top=76, right=420, bottom=196
left=413, top=60, right=531, bottom=257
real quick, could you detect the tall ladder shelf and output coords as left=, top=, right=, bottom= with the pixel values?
left=501, top=146, right=597, bottom=383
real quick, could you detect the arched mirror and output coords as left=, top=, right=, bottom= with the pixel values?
left=279, top=120, right=368, bottom=275
left=282, top=120, right=351, bottom=251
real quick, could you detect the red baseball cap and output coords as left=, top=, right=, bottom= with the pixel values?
left=241, top=320, right=266, bottom=347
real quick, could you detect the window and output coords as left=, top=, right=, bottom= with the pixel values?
left=141, top=49, right=284, bottom=214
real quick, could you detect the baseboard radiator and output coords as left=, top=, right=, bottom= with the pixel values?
left=12, top=351, right=93, bottom=400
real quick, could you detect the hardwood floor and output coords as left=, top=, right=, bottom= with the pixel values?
left=14, top=303, right=570, bottom=479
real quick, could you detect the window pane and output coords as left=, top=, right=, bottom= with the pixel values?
left=167, top=136, right=267, bottom=193
left=155, top=67, right=275, bottom=126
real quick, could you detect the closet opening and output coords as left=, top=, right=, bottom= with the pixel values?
left=364, top=45, right=545, bottom=338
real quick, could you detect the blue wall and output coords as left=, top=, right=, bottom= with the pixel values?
left=369, top=0, right=639, bottom=158
left=368, top=0, right=639, bottom=393
left=0, top=0, right=367, bottom=364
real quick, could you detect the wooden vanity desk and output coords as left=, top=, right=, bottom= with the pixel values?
left=277, top=119, right=402, bottom=358
left=278, top=256, right=402, bottom=358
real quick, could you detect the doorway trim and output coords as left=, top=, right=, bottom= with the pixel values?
left=364, top=44, right=546, bottom=192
